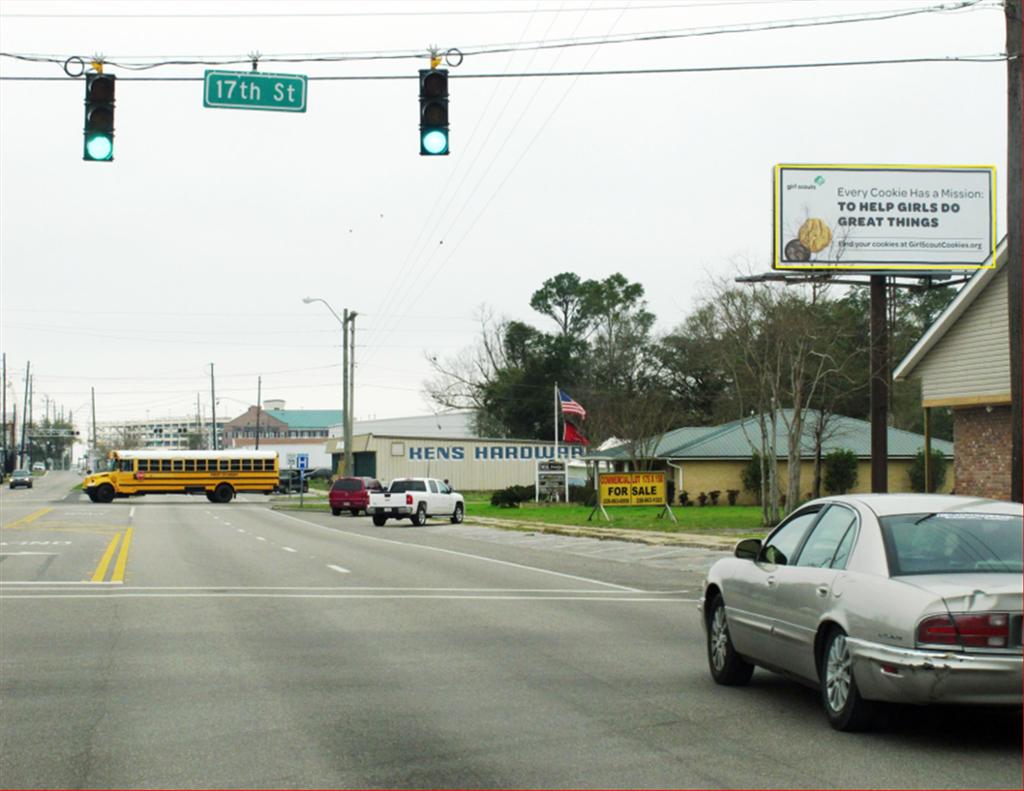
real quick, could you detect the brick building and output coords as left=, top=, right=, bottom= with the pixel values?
left=894, top=238, right=1012, bottom=500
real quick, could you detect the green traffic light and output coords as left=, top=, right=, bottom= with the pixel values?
left=421, top=129, right=448, bottom=156
left=84, top=134, right=113, bottom=161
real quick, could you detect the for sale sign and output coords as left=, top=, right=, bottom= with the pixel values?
left=773, top=165, right=995, bottom=271
left=599, top=472, right=667, bottom=507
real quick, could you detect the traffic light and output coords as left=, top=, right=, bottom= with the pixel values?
left=419, top=68, right=449, bottom=156
left=83, top=72, right=115, bottom=162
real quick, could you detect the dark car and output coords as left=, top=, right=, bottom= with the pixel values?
left=276, top=469, right=309, bottom=494
left=329, top=476, right=383, bottom=516
left=9, top=469, right=33, bottom=489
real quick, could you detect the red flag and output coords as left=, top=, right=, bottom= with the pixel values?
left=562, top=421, right=589, bottom=445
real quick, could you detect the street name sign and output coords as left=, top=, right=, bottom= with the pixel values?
left=203, top=70, right=308, bottom=113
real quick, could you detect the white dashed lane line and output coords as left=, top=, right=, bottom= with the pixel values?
left=327, top=564, right=350, bottom=574
left=282, top=546, right=297, bottom=553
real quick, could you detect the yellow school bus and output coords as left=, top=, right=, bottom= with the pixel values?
left=83, top=449, right=279, bottom=503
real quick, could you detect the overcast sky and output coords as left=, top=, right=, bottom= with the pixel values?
left=0, top=0, right=1009, bottom=430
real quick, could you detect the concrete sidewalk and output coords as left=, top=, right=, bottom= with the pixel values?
left=463, top=515, right=759, bottom=550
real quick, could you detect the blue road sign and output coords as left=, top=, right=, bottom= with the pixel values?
left=296, top=454, right=309, bottom=471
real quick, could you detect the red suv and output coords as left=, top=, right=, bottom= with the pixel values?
left=329, top=476, right=383, bottom=516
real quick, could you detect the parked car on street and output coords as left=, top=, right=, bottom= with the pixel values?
left=700, top=494, right=1022, bottom=731
left=9, top=469, right=33, bottom=489
left=368, top=477, right=464, bottom=526
left=275, top=469, right=309, bottom=494
left=31, top=462, right=45, bottom=472
left=329, top=476, right=383, bottom=516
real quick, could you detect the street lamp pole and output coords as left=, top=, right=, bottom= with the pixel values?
left=303, top=298, right=357, bottom=476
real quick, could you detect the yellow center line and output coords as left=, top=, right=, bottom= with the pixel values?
left=91, top=533, right=122, bottom=583
left=111, top=527, right=134, bottom=583
left=2, top=507, right=54, bottom=530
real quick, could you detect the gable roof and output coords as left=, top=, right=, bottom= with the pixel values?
left=894, top=236, right=1007, bottom=381
left=265, top=409, right=343, bottom=430
left=586, top=410, right=953, bottom=462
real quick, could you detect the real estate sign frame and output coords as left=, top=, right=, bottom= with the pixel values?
left=589, top=471, right=676, bottom=523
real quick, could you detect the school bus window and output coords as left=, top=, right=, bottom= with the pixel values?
left=230, top=459, right=241, bottom=471
left=120, top=459, right=134, bottom=472
left=219, top=460, right=230, bottom=471
left=173, top=460, right=184, bottom=471
left=242, top=459, right=252, bottom=471
left=161, top=460, right=172, bottom=472
left=184, top=460, right=195, bottom=472
left=136, top=460, right=147, bottom=472
left=196, top=460, right=206, bottom=472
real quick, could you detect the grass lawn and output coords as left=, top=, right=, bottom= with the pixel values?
left=464, top=500, right=768, bottom=534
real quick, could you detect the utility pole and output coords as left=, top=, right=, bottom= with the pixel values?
left=196, top=393, right=202, bottom=448
left=342, top=310, right=349, bottom=475
left=349, top=312, right=357, bottom=472
left=18, top=362, right=29, bottom=469
left=210, top=363, right=218, bottom=451
left=1, top=352, right=6, bottom=474
left=255, top=376, right=262, bottom=450
left=341, top=310, right=358, bottom=476
left=91, top=386, right=97, bottom=469
left=1007, top=0, right=1022, bottom=502
left=869, top=276, right=889, bottom=492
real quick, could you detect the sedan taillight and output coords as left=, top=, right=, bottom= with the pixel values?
left=917, top=613, right=1010, bottom=649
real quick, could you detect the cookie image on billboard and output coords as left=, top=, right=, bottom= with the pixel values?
left=798, top=218, right=832, bottom=253
left=784, top=239, right=811, bottom=262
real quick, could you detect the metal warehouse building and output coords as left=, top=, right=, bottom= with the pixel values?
left=334, top=433, right=587, bottom=490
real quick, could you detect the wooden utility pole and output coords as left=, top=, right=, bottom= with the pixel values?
left=210, top=363, right=218, bottom=451
left=870, top=276, right=889, bottom=492
left=1008, top=0, right=1022, bottom=502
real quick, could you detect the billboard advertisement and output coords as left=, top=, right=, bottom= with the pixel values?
left=773, top=165, right=996, bottom=271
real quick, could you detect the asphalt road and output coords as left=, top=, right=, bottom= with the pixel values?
left=1, top=473, right=1021, bottom=789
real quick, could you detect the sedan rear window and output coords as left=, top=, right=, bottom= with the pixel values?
left=881, top=513, right=1023, bottom=575
left=388, top=480, right=426, bottom=493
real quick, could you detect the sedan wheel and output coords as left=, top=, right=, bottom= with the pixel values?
left=706, top=594, right=753, bottom=686
left=821, top=629, right=875, bottom=731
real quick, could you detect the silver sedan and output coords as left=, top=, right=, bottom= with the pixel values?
left=699, top=494, right=1022, bottom=731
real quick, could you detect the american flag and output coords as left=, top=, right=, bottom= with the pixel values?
left=559, top=389, right=586, bottom=419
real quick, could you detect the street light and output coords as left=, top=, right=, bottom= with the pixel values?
left=303, top=298, right=357, bottom=476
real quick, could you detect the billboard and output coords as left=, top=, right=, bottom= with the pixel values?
left=773, top=165, right=996, bottom=271
left=598, top=472, right=668, bottom=507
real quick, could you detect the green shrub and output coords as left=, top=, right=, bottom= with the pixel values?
left=569, top=483, right=596, bottom=506
left=490, top=487, right=522, bottom=508
left=727, top=489, right=739, bottom=505
left=823, top=449, right=859, bottom=495
left=907, top=449, right=948, bottom=493
left=741, top=453, right=762, bottom=503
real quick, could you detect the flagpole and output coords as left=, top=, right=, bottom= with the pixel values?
left=554, top=382, right=559, bottom=460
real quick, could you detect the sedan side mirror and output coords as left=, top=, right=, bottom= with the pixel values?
left=734, top=538, right=762, bottom=560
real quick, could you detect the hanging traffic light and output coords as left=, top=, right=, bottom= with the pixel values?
left=83, top=72, right=115, bottom=162
left=419, top=68, right=449, bottom=156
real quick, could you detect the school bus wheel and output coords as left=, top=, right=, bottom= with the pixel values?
left=213, top=483, right=234, bottom=503
left=95, top=483, right=115, bottom=503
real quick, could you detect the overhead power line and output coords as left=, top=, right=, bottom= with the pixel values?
left=0, top=0, right=997, bottom=72
left=0, top=54, right=1008, bottom=82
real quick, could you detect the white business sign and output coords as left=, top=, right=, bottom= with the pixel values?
left=773, top=165, right=995, bottom=270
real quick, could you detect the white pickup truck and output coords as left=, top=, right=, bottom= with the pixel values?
left=369, top=477, right=465, bottom=527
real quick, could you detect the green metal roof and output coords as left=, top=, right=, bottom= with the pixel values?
left=588, top=410, right=953, bottom=461
left=265, top=410, right=343, bottom=430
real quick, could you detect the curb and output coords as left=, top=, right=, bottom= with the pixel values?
left=462, top=516, right=748, bottom=550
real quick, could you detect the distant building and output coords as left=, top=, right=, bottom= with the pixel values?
left=225, top=401, right=343, bottom=469
left=95, top=415, right=226, bottom=450
left=585, top=410, right=954, bottom=505
left=894, top=237, right=1010, bottom=500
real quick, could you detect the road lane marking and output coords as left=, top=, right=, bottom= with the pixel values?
left=1, top=592, right=695, bottom=601
left=282, top=546, right=297, bottom=553
left=271, top=510, right=640, bottom=592
left=2, top=507, right=54, bottom=529
left=327, top=564, right=350, bottom=574
left=0, top=551, right=60, bottom=556
left=129, top=507, right=135, bottom=519
left=111, top=527, right=133, bottom=582
left=90, top=533, right=121, bottom=582
left=256, top=536, right=267, bottom=542
left=0, top=585, right=675, bottom=592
